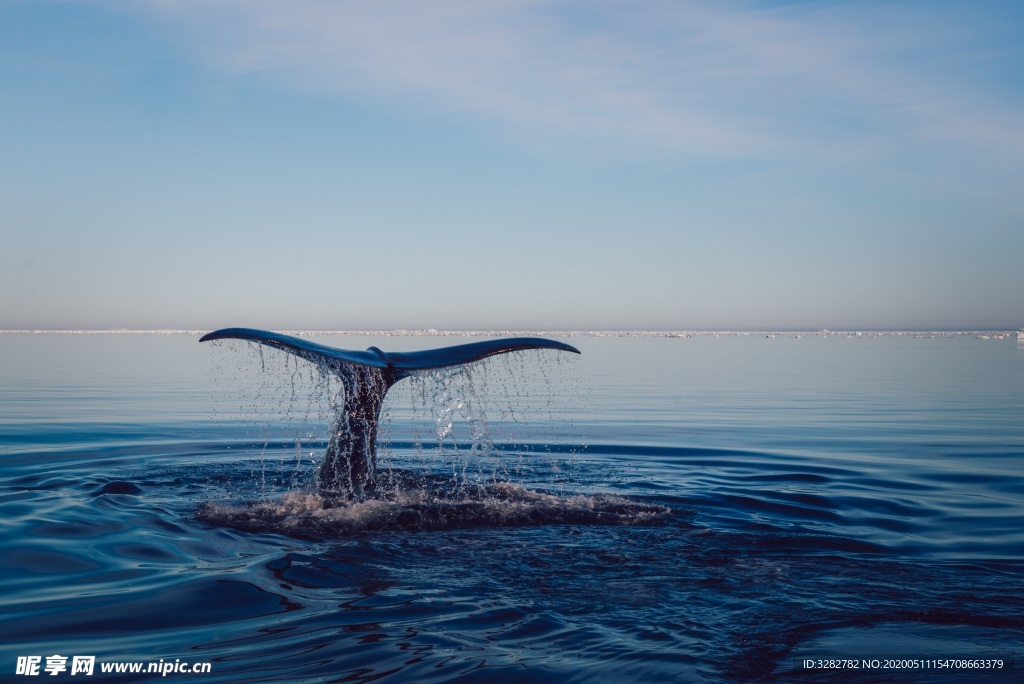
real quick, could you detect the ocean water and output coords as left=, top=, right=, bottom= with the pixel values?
left=1, top=332, right=1022, bottom=683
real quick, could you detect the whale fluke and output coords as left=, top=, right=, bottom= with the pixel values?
left=201, top=328, right=580, bottom=497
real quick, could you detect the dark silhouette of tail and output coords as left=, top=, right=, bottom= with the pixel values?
left=201, top=328, right=580, bottom=497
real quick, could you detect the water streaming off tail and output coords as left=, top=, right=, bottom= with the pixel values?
left=200, top=339, right=663, bottom=534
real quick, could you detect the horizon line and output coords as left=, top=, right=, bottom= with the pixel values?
left=0, top=328, right=1020, bottom=336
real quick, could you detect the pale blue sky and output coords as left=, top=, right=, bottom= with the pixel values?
left=2, top=1, right=1022, bottom=330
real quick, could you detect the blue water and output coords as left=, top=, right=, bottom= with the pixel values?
left=1, top=333, right=1022, bottom=683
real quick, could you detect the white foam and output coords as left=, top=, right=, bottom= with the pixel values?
left=197, top=482, right=668, bottom=535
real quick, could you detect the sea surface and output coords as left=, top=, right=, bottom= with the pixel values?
left=1, top=332, right=1022, bottom=683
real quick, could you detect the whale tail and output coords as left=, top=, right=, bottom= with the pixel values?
left=201, top=328, right=580, bottom=497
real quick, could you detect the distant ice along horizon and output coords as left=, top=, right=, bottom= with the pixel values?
left=0, top=329, right=1020, bottom=339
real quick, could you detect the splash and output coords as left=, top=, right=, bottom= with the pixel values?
left=201, top=330, right=666, bottom=533
left=197, top=481, right=667, bottom=535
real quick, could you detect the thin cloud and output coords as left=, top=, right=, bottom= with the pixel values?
left=93, top=0, right=1024, bottom=162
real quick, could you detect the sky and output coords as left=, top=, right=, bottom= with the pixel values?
left=2, top=0, right=1023, bottom=331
